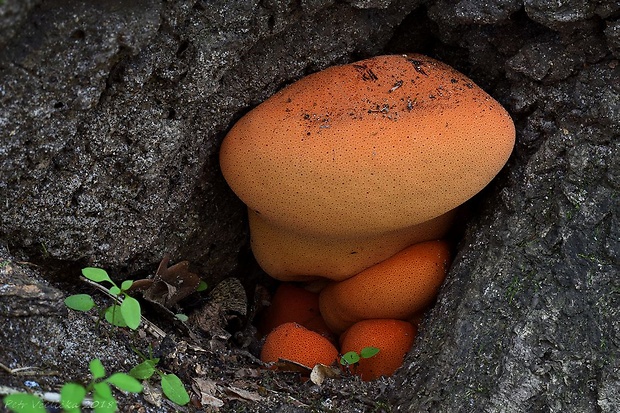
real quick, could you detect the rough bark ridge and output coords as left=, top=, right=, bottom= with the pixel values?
left=1, top=0, right=419, bottom=282
left=1, top=0, right=619, bottom=412
left=390, top=2, right=620, bottom=412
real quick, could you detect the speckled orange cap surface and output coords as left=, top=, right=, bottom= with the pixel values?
left=340, top=319, right=416, bottom=381
left=220, top=54, right=514, bottom=280
left=260, top=322, right=339, bottom=370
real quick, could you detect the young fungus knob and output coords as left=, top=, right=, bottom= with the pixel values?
left=319, top=240, right=451, bottom=334
left=260, top=322, right=339, bottom=370
left=340, top=319, right=416, bottom=381
left=257, top=283, right=333, bottom=340
left=220, top=54, right=515, bottom=281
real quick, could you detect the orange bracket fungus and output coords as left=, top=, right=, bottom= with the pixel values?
left=220, top=53, right=515, bottom=379
left=220, top=54, right=515, bottom=281
left=257, top=282, right=333, bottom=340
left=340, top=319, right=416, bottom=381
left=319, top=240, right=451, bottom=334
left=260, top=322, right=339, bottom=370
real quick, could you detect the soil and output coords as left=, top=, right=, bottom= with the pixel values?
left=0, top=249, right=393, bottom=412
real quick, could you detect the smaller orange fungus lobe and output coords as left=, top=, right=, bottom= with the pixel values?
left=258, top=283, right=333, bottom=340
left=260, top=322, right=339, bottom=370
left=319, top=240, right=451, bottom=334
left=340, top=319, right=416, bottom=381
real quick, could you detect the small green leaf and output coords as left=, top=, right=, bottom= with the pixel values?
left=120, top=295, right=141, bottom=330
left=82, top=267, right=112, bottom=283
left=109, top=286, right=121, bottom=296
left=129, top=360, right=157, bottom=380
left=104, top=305, right=127, bottom=327
left=120, top=280, right=134, bottom=291
left=196, top=280, right=208, bottom=292
left=360, top=346, right=380, bottom=359
left=61, top=382, right=87, bottom=413
left=93, top=381, right=113, bottom=400
left=106, top=373, right=143, bottom=393
left=3, top=393, right=47, bottom=413
left=160, top=373, right=190, bottom=406
left=340, top=351, right=360, bottom=365
left=89, top=359, right=106, bottom=379
left=92, top=382, right=116, bottom=413
left=175, top=313, right=188, bottom=322
left=64, top=294, right=96, bottom=311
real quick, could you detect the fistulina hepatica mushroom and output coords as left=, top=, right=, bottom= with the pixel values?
left=220, top=53, right=514, bottom=282
left=220, top=53, right=515, bottom=378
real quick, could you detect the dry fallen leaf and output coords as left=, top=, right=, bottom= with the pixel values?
left=129, top=253, right=201, bottom=309
left=192, top=378, right=224, bottom=408
left=141, top=380, right=163, bottom=407
left=222, top=385, right=263, bottom=402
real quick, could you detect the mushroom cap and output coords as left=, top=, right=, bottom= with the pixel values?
left=220, top=54, right=515, bottom=239
left=340, top=319, right=416, bottom=381
left=249, top=207, right=456, bottom=281
left=260, top=322, right=339, bottom=369
left=319, top=240, right=451, bottom=334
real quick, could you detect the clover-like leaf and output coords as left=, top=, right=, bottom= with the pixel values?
left=106, top=373, right=143, bottom=393
left=120, top=280, right=134, bottom=291
left=82, top=267, right=112, bottom=284
left=3, top=393, right=46, bottom=413
left=160, top=373, right=190, bottom=406
left=92, top=382, right=116, bottom=413
left=64, top=294, right=95, bottom=312
left=89, top=359, right=106, bottom=379
left=129, top=359, right=158, bottom=380
left=104, top=305, right=127, bottom=327
left=60, top=382, right=87, bottom=413
left=340, top=351, right=360, bottom=366
left=175, top=313, right=189, bottom=322
left=120, top=295, right=141, bottom=330
left=360, top=346, right=380, bottom=359
left=196, top=280, right=208, bottom=292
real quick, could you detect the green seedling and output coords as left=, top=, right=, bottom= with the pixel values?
left=130, top=349, right=190, bottom=406
left=174, top=313, right=189, bottom=322
left=340, top=346, right=380, bottom=366
left=196, top=280, right=208, bottom=292
left=2, top=394, right=45, bottom=413
left=8, top=268, right=191, bottom=411
left=3, top=359, right=142, bottom=413
left=64, top=267, right=142, bottom=330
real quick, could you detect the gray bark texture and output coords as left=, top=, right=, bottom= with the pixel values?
left=1, top=0, right=618, bottom=412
